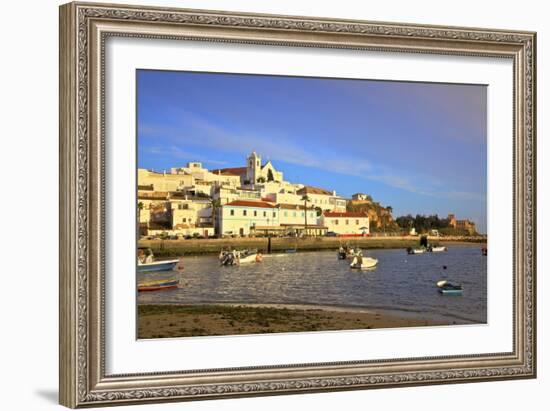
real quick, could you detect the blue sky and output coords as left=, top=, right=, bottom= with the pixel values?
left=137, top=70, right=487, bottom=233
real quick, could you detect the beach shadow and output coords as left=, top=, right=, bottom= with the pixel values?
left=35, top=389, right=58, bottom=404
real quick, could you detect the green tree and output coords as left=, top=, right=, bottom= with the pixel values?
left=210, top=198, right=222, bottom=237
left=137, top=202, right=144, bottom=224
left=301, top=195, right=311, bottom=233
left=257, top=177, right=266, bottom=183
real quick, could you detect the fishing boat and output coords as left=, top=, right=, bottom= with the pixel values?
left=137, top=259, right=179, bottom=273
left=219, top=249, right=261, bottom=265
left=238, top=250, right=260, bottom=264
left=436, top=280, right=463, bottom=295
left=407, top=247, right=426, bottom=255
left=349, top=255, right=378, bottom=269
left=428, top=245, right=448, bottom=252
left=137, top=279, right=179, bottom=292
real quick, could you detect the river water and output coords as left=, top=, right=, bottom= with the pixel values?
left=138, top=244, right=487, bottom=324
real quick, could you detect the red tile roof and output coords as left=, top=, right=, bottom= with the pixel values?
left=211, top=167, right=247, bottom=176
left=278, top=203, right=316, bottom=210
left=323, top=211, right=368, bottom=218
left=225, top=200, right=276, bottom=208
left=297, top=185, right=333, bottom=196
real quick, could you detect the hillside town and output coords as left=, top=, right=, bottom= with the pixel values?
left=137, top=151, right=476, bottom=239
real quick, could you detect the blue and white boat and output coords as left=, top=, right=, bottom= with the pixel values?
left=436, top=280, right=463, bottom=295
left=137, top=259, right=179, bottom=273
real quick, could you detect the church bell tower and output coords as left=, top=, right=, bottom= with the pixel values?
left=246, top=151, right=261, bottom=183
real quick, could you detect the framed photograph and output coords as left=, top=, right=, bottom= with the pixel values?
left=59, top=2, right=536, bottom=407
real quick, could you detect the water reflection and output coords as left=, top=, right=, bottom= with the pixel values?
left=138, top=244, right=487, bottom=323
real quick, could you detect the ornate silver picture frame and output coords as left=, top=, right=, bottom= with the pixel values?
left=59, top=2, right=536, bottom=407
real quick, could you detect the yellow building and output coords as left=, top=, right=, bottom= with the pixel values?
left=320, top=211, right=369, bottom=236
left=137, top=169, right=193, bottom=192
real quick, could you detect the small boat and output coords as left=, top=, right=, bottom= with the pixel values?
left=436, top=280, right=463, bottom=295
left=137, top=259, right=179, bottom=273
left=138, top=279, right=179, bottom=292
left=350, top=255, right=378, bottom=269
left=428, top=245, right=448, bottom=252
left=238, top=251, right=259, bottom=264
left=407, top=247, right=426, bottom=255
left=219, top=249, right=260, bottom=265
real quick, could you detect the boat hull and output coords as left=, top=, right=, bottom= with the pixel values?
left=350, top=257, right=378, bottom=269
left=137, top=260, right=179, bottom=273
left=438, top=288, right=463, bottom=295
left=138, top=279, right=179, bottom=292
left=238, top=253, right=258, bottom=264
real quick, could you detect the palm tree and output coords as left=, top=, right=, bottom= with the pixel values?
left=301, top=195, right=310, bottom=235
left=210, top=198, right=222, bottom=237
left=137, top=202, right=144, bottom=236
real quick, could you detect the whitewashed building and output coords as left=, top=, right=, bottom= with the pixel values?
left=320, top=211, right=369, bottom=236
left=296, top=186, right=347, bottom=212
left=218, top=200, right=280, bottom=237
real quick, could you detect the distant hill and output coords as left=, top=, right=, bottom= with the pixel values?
left=346, top=199, right=399, bottom=232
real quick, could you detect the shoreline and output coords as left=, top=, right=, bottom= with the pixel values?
left=139, top=236, right=487, bottom=257
left=137, top=303, right=475, bottom=339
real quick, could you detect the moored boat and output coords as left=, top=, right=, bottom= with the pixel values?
left=436, top=280, right=463, bottom=295
left=137, top=279, right=179, bottom=292
left=350, top=256, right=378, bottom=270
left=219, top=249, right=261, bottom=265
left=407, top=247, right=426, bottom=255
left=137, top=259, right=179, bottom=273
left=428, top=245, right=448, bottom=252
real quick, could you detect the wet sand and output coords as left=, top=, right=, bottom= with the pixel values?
left=137, top=303, right=453, bottom=339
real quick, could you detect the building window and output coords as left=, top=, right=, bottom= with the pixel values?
left=346, top=219, right=349, bottom=225
left=254, top=210, right=257, bottom=217
left=301, top=212, right=304, bottom=217
left=293, top=212, right=297, bottom=217
left=230, top=209, right=234, bottom=216
left=335, top=219, right=339, bottom=225
left=356, top=220, right=359, bottom=225
left=243, top=210, right=247, bottom=216
left=284, top=211, right=288, bottom=217
left=263, top=211, right=267, bottom=217
left=273, top=212, right=276, bottom=218
left=182, top=218, right=186, bottom=222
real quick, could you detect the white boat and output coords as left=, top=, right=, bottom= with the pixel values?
left=407, top=247, right=426, bottom=255
left=220, top=249, right=262, bottom=265
left=137, top=259, right=179, bottom=273
left=350, top=256, right=378, bottom=269
left=429, top=246, right=448, bottom=252
left=238, top=252, right=259, bottom=264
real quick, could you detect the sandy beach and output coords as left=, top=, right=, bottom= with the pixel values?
left=137, top=303, right=456, bottom=338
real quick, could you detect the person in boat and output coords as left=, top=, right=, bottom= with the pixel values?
left=137, top=248, right=145, bottom=264
left=144, top=249, right=154, bottom=264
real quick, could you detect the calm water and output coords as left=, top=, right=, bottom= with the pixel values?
left=138, top=244, right=487, bottom=323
